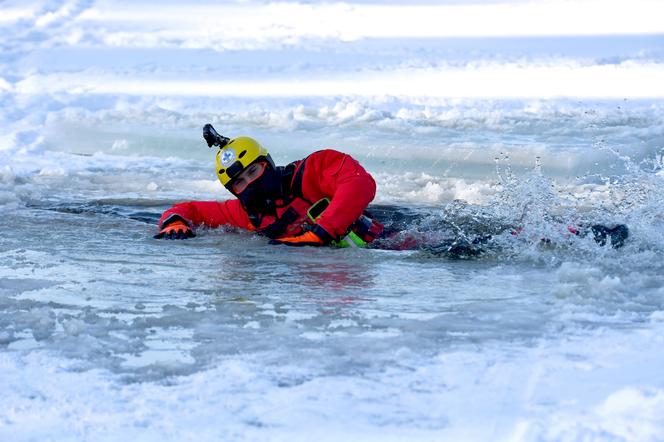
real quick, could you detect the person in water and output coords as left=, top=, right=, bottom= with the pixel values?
left=155, top=124, right=383, bottom=247
left=155, top=124, right=628, bottom=253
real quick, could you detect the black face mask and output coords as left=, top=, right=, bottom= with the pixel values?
left=234, top=164, right=283, bottom=226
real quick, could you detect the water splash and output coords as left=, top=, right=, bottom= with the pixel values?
left=375, top=144, right=664, bottom=270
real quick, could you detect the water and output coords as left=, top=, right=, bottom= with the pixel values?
left=2, top=1, right=664, bottom=440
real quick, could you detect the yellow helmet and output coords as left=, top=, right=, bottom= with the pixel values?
left=214, top=136, right=274, bottom=187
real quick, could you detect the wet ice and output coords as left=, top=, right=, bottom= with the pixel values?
left=2, top=1, right=664, bottom=440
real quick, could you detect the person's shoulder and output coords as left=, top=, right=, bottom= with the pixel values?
left=302, top=149, right=362, bottom=177
left=305, top=149, right=350, bottom=162
left=309, top=148, right=346, bottom=156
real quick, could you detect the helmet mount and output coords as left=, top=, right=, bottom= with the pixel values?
left=203, top=124, right=230, bottom=148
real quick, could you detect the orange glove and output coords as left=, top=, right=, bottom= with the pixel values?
left=154, top=220, right=195, bottom=240
left=270, top=225, right=332, bottom=247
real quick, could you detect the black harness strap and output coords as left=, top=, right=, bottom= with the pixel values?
left=290, top=158, right=310, bottom=202
left=257, top=157, right=312, bottom=239
left=260, top=207, right=301, bottom=239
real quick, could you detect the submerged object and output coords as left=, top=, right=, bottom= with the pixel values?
left=590, top=224, right=629, bottom=248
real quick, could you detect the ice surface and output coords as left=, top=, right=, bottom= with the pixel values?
left=2, top=1, right=664, bottom=440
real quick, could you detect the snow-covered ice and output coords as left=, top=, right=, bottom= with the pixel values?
left=1, top=1, right=664, bottom=441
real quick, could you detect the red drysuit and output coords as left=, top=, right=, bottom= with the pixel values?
left=158, top=149, right=377, bottom=240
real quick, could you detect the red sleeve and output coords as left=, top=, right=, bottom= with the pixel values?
left=158, top=199, right=252, bottom=230
left=300, top=149, right=376, bottom=239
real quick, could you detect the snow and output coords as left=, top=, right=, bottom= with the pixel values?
left=2, top=321, right=664, bottom=441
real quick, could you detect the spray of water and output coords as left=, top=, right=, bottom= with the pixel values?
left=376, top=144, right=663, bottom=270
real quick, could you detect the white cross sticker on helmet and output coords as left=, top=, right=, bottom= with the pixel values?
left=220, top=149, right=236, bottom=166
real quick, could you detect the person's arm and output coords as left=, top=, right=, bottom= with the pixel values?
left=273, top=149, right=376, bottom=246
left=302, top=149, right=376, bottom=239
left=156, top=199, right=252, bottom=238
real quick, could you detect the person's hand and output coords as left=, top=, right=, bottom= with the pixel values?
left=154, top=220, right=195, bottom=239
left=269, top=225, right=332, bottom=247
left=270, top=231, right=324, bottom=246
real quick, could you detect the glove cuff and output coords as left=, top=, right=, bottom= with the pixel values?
left=160, top=213, right=191, bottom=229
left=312, top=224, right=334, bottom=245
